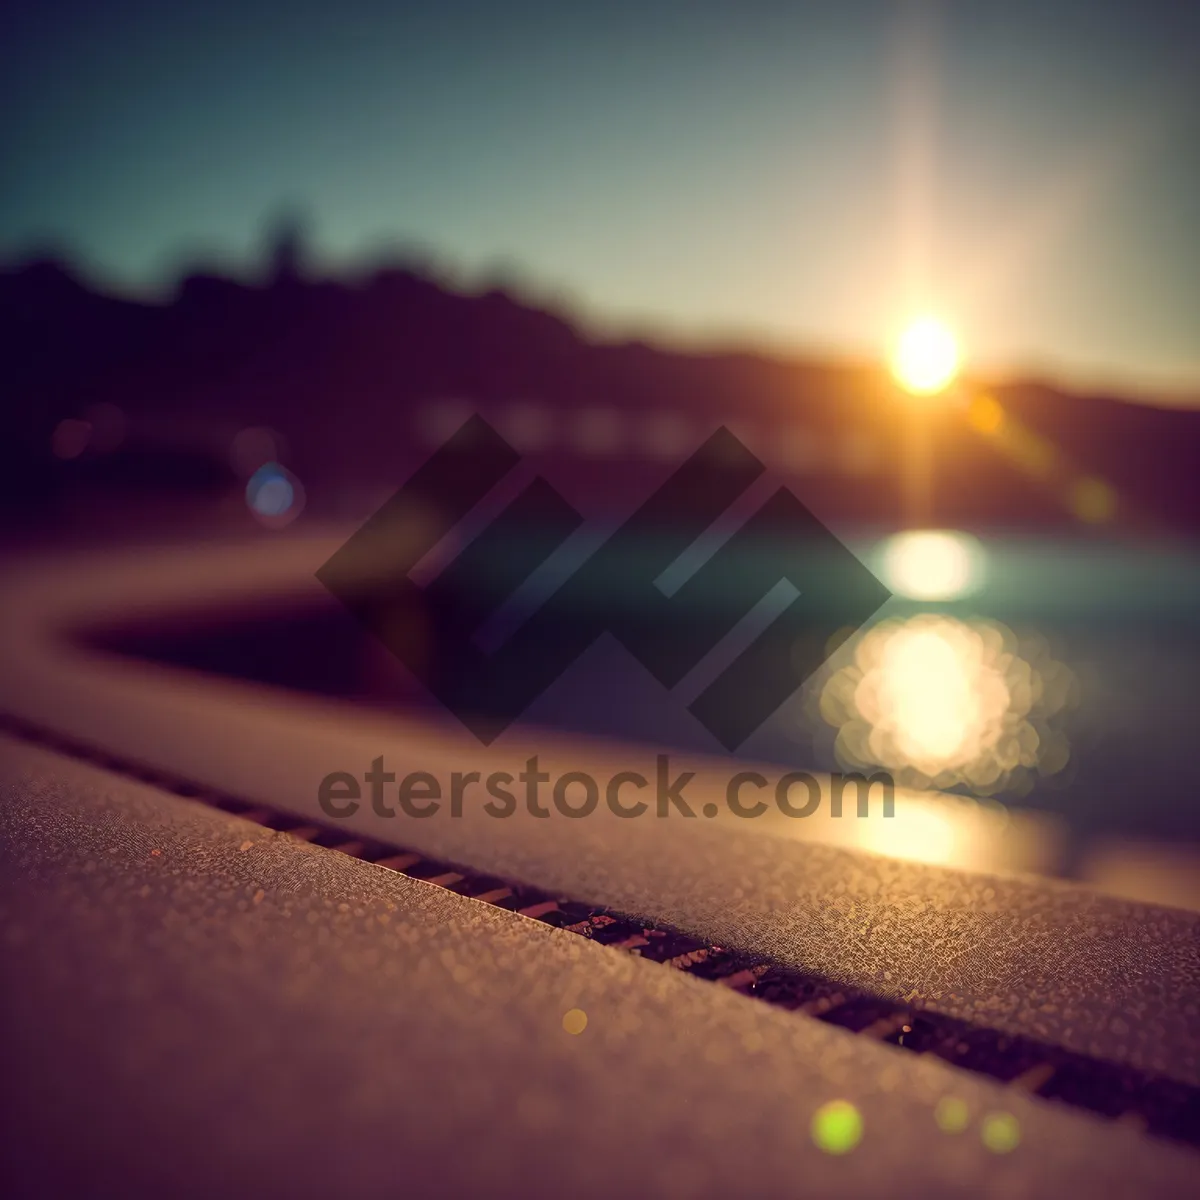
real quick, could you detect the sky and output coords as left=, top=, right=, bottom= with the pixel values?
left=2, top=0, right=1198, bottom=400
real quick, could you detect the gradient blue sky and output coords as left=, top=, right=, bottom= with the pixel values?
left=3, top=0, right=1197, bottom=398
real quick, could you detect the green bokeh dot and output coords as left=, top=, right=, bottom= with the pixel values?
left=811, top=1099, right=863, bottom=1155
left=981, top=1111, right=1021, bottom=1154
left=935, top=1096, right=970, bottom=1133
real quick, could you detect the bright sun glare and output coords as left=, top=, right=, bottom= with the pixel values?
left=881, top=529, right=983, bottom=601
left=890, top=317, right=962, bottom=395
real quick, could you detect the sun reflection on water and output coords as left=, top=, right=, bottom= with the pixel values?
left=819, top=614, right=1075, bottom=794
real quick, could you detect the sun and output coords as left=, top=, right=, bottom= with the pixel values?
left=890, top=316, right=962, bottom=395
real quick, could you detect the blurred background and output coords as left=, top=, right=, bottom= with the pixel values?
left=2, top=0, right=1198, bottom=907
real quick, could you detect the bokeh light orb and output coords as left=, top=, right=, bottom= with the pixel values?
left=51, top=417, right=93, bottom=460
left=246, top=462, right=304, bottom=528
left=934, top=1096, right=970, bottom=1134
left=562, top=1008, right=588, bottom=1035
left=981, top=1111, right=1021, bottom=1154
left=811, top=1099, right=863, bottom=1155
left=230, top=426, right=281, bottom=478
left=253, top=475, right=294, bottom=516
left=890, top=316, right=962, bottom=395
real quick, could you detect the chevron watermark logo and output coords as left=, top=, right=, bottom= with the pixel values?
left=317, top=415, right=890, bottom=749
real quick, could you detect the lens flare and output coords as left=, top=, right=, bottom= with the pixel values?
left=890, top=316, right=962, bottom=395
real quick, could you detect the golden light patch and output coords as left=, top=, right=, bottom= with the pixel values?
left=562, top=1008, right=588, bottom=1035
